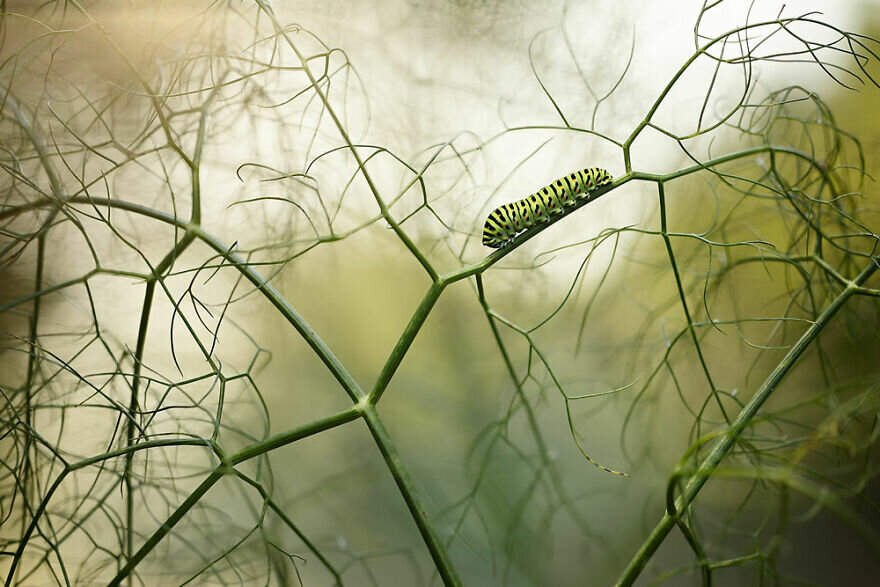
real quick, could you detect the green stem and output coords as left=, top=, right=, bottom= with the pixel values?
left=475, top=275, right=605, bottom=535
left=361, top=405, right=462, bottom=587
left=256, top=0, right=438, bottom=282
left=106, top=407, right=361, bottom=585
left=368, top=282, right=445, bottom=404
left=229, top=407, right=362, bottom=464
left=234, top=472, right=344, bottom=585
left=657, top=183, right=728, bottom=425
left=108, top=469, right=225, bottom=587
left=615, top=258, right=878, bottom=586
left=123, top=215, right=197, bottom=572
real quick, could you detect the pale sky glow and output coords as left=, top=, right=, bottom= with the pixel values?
left=244, top=0, right=879, bottom=272
left=283, top=0, right=874, bottom=186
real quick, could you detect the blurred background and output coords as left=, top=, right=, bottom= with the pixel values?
left=1, top=1, right=879, bottom=585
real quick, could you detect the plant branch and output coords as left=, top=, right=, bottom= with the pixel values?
left=616, top=257, right=878, bottom=586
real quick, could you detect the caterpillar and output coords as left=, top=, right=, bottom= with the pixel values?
left=481, top=167, right=613, bottom=248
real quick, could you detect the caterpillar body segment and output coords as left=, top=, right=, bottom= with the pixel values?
left=481, top=167, right=612, bottom=248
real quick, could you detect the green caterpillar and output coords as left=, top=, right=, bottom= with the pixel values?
left=482, top=167, right=613, bottom=248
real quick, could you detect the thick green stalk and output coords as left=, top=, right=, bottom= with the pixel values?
left=106, top=407, right=361, bottom=586
left=361, top=405, right=463, bottom=587
left=108, top=469, right=225, bottom=587
left=368, top=282, right=445, bottom=404
left=616, top=259, right=878, bottom=586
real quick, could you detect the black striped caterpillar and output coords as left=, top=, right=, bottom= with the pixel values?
left=482, top=167, right=613, bottom=248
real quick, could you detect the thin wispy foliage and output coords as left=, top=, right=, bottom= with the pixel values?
left=1, top=1, right=879, bottom=585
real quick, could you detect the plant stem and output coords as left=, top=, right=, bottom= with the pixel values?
left=616, top=258, right=877, bottom=586
left=361, top=405, right=463, bottom=587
